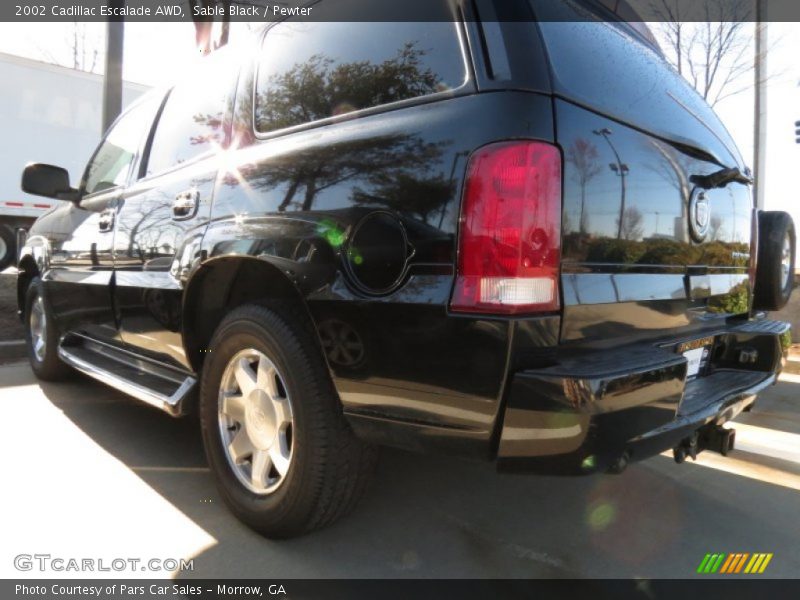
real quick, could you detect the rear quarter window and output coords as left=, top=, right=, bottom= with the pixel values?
left=254, top=3, right=467, bottom=134
left=530, top=0, right=743, bottom=167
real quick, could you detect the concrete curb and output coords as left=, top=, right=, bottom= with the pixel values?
left=785, top=346, right=800, bottom=375
left=0, top=339, right=26, bottom=360
left=786, top=360, right=800, bottom=375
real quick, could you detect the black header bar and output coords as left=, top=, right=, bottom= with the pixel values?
left=4, top=0, right=800, bottom=23
left=4, top=579, right=800, bottom=600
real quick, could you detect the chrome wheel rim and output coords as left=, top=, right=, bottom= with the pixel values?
left=781, top=233, right=792, bottom=289
left=29, top=295, right=47, bottom=362
left=218, top=349, right=294, bottom=495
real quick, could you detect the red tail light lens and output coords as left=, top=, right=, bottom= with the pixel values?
left=450, top=141, right=562, bottom=315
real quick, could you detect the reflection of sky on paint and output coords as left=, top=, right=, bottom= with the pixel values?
left=608, top=136, right=683, bottom=238
left=561, top=100, right=752, bottom=244
left=0, top=21, right=796, bottom=249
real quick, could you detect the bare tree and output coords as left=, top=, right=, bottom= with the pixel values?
left=651, top=0, right=756, bottom=107
left=565, top=138, right=602, bottom=234
left=709, top=214, right=724, bottom=240
left=618, top=207, right=645, bottom=241
left=70, top=23, right=99, bottom=72
left=33, top=23, right=102, bottom=73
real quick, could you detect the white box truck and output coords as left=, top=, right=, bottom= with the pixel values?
left=0, top=52, right=148, bottom=270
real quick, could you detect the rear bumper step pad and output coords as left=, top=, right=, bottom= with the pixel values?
left=497, top=318, right=789, bottom=474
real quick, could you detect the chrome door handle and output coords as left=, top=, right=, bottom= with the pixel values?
left=173, top=189, right=200, bottom=220
left=98, top=208, right=115, bottom=232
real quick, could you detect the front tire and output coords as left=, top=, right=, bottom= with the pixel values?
left=24, top=277, right=71, bottom=381
left=0, top=225, right=15, bottom=272
left=199, top=304, right=376, bottom=538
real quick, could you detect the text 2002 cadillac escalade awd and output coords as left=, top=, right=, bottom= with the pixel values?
left=17, top=0, right=795, bottom=537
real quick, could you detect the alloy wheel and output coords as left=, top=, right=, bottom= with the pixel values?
left=29, top=295, right=47, bottom=362
left=781, top=232, right=792, bottom=290
left=217, top=349, right=294, bottom=495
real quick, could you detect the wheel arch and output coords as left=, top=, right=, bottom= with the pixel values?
left=16, top=253, right=41, bottom=317
left=182, top=256, right=328, bottom=374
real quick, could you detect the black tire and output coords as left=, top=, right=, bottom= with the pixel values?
left=199, top=303, right=377, bottom=538
left=753, top=211, right=796, bottom=311
left=0, top=224, right=15, bottom=272
left=24, top=277, right=71, bottom=381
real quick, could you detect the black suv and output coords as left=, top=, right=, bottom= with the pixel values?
left=17, top=0, right=795, bottom=537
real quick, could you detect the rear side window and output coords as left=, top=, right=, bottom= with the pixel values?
left=145, top=51, right=233, bottom=176
left=254, top=9, right=467, bottom=134
left=530, top=0, right=742, bottom=166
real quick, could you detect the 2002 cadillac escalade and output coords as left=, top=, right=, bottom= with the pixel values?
left=16, top=0, right=795, bottom=537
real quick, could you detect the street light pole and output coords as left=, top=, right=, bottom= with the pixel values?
left=594, top=128, right=629, bottom=239
left=102, top=11, right=124, bottom=133
left=753, top=0, right=768, bottom=211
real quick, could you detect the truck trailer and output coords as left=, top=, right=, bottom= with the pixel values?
left=0, top=51, right=147, bottom=270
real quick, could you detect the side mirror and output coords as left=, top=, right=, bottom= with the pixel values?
left=21, top=163, right=79, bottom=202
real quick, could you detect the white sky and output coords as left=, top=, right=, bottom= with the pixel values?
left=705, top=23, right=800, bottom=226
left=0, top=20, right=797, bottom=227
left=0, top=22, right=215, bottom=86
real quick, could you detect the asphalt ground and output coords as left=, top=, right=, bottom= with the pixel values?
left=1, top=357, right=799, bottom=579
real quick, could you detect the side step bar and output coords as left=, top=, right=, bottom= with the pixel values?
left=58, top=334, right=196, bottom=417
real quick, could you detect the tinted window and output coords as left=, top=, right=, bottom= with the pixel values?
left=146, top=51, right=233, bottom=176
left=83, top=95, right=159, bottom=195
left=530, top=0, right=743, bottom=167
left=255, top=17, right=466, bottom=133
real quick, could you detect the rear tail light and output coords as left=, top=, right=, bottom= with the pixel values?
left=450, top=141, right=562, bottom=315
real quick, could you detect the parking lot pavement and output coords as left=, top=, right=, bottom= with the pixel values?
left=1, top=361, right=799, bottom=580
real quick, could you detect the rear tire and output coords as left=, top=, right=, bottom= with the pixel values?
left=199, top=303, right=377, bottom=538
left=0, top=224, right=15, bottom=272
left=753, top=211, right=795, bottom=311
left=24, top=277, right=71, bottom=381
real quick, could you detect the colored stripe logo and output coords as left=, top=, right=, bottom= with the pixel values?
left=697, top=553, right=773, bottom=574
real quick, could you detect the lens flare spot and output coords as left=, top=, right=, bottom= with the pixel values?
left=317, top=219, right=346, bottom=248
left=587, top=500, right=616, bottom=532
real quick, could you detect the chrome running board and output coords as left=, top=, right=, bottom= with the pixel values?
left=58, top=335, right=195, bottom=417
